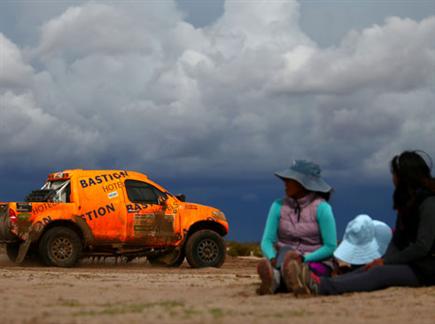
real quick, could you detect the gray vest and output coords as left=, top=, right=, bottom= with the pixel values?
left=277, top=193, right=324, bottom=256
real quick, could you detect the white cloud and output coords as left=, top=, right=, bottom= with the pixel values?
left=0, top=0, right=434, bottom=183
left=0, top=91, right=102, bottom=168
left=271, top=16, right=435, bottom=94
left=35, top=3, right=154, bottom=60
left=0, top=34, right=34, bottom=88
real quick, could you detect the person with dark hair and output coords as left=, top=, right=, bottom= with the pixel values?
left=285, top=150, right=435, bottom=296
left=256, top=160, right=337, bottom=295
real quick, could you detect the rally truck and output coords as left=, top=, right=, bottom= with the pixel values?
left=0, top=170, right=229, bottom=268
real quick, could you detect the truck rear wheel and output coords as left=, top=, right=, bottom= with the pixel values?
left=185, top=230, right=225, bottom=268
left=38, top=227, right=82, bottom=267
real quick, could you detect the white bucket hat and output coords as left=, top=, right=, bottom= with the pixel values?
left=372, top=220, right=393, bottom=256
left=334, top=214, right=392, bottom=265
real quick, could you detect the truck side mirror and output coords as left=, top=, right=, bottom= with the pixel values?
left=175, top=194, right=186, bottom=202
left=158, top=195, right=168, bottom=206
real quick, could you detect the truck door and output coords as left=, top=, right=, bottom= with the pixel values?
left=77, top=174, right=126, bottom=242
left=123, top=179, right=178, bottom=245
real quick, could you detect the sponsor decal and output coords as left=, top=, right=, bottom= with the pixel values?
left=16, top=203, right=32, bottom=212
left=39, top=216, right=52, bottom=226
left=80, top=203, right=116, bottom=221
left=33, top=203, right=60, bottom=215
left=79, top=171, right=128, bottom=189
left=126, top=203, right=149, bottom=213
left=132, top=213, right=175, bottom=236
left=102, top=181, right=124, bottom=193
left=108, top=191, right=118, bottom=199
left=133, top=214, right=156, bottom=232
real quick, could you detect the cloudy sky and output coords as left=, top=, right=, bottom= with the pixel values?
left=1, top=0, right=434, bottom=241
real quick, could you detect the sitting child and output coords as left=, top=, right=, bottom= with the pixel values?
left=332, top=214, right=392, bottom=275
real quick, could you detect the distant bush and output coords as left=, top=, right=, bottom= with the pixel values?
left=226, top=241, right=262, bottom=257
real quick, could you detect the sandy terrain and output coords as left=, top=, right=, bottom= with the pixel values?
left=0, top=251, right=434, bottom=324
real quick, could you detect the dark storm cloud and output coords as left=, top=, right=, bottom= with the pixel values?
left=0, top=0, right=434, bottom=184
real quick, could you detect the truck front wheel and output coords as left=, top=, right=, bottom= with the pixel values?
left=185, top=230, right=225, bottom=268
left=38, top=227, right=82, bottom=267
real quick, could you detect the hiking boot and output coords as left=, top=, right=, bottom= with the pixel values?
left=256, top=259, right=277, bottom=295
left=281, top=250, right=301, bottom=292
left=286, top=260, right=319, bottom=297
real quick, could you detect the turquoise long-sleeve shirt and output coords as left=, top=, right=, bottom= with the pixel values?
left=260, top=199, right=337, bottom=262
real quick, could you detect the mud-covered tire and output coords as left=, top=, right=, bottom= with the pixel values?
left=148, top=248, right=185, bottom=267
left=6, top=243, right=40, bottom=265
left=185, top=230, right=225, bottom=268
left=6, top=243, right=19, bottom=263
left=38, top=227, right=82, bottom=267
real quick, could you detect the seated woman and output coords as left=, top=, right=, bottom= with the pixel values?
left=285, top=151, right=435, bottom=296
left=332, top=214, right=392, bottom=275
left=257, top=160, right=337, bottom=295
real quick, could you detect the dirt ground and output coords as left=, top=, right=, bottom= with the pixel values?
left=0, top=251, right=434, bottom=324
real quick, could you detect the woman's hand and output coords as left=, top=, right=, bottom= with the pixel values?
left=364, top=258, right=384, bottom=271
left=270, top=258, right=277, bottom=268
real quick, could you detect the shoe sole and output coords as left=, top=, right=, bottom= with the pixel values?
left=287, top=260, right=311, bottom=297
left=257, top=261, right=274, bottom=295
left=282, top=253, right=299, bottom=292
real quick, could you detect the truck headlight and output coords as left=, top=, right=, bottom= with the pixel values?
left=211, top=211, right=226, bottom=221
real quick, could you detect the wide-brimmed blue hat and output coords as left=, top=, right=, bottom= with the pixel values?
left=274, top=160, right=332, bottom=193
left=333, top=215, right=392, bottom=265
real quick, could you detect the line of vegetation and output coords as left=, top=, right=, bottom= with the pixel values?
left=226, top=241, right=262, bottom=257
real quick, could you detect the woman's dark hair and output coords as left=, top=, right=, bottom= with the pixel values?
left=390, top=150, right=435, bottom=247
left=390, top=150, right=435, bottom=210
left=315, top=190, right=332, bottom=202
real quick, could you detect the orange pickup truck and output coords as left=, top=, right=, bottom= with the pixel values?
left=0, top=170, right=229, bottom=268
